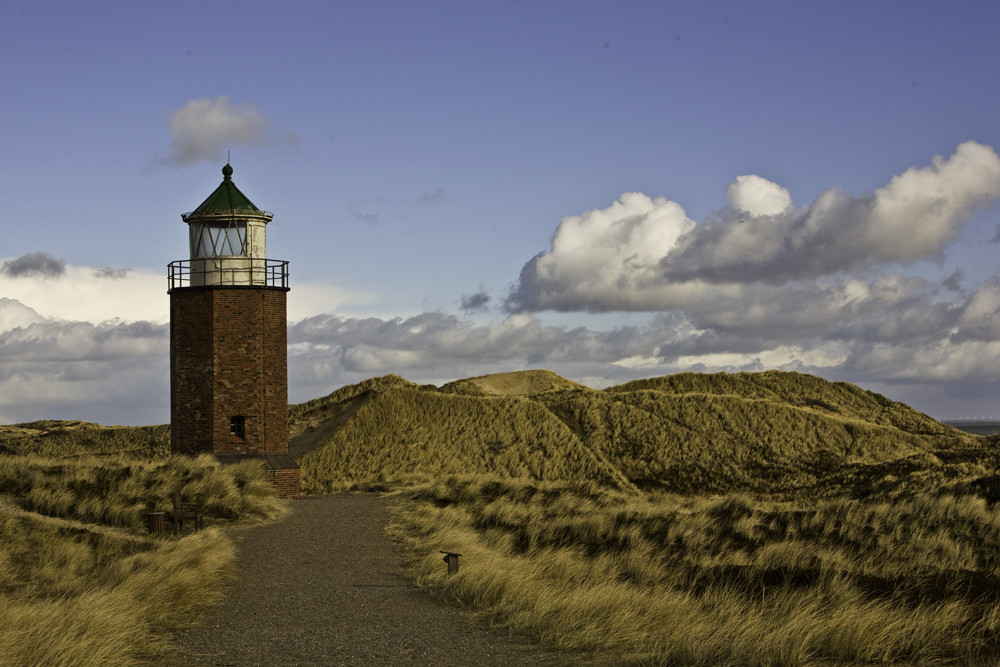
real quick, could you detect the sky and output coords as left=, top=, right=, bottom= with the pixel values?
left=2, top=0, right=1000, bottom=425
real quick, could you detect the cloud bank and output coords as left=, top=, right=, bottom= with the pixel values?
left=507, top=141, right=1000, bottom=311
left=4, top=276, right=1000, bottom=424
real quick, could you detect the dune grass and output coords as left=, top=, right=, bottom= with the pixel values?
left=0, top=421, right=170, bottom=457
left=293, top=370, right=979, bottom=497
left=297, top=386, right=634, bottom=493
left=3, top=369, right=993, bottom=665
left=0, top=500, right=235, bottom=666
left=294, top=371, right=999, bottom=662
left=0, top=453, right=283, bottom=666
left=389, top=475, right=1000, bottom=665
left=0, top=453, right=281, bottom=530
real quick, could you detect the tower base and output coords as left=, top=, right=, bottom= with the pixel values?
left=216, top=454, right=301, bottom=498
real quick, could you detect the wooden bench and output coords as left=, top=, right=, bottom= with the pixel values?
left=171, top=492, right=204, bottom=535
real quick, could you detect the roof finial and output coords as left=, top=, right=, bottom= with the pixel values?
left=222, top=162, right=233, bottom=180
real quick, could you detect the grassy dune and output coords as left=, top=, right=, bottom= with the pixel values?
left=0, top=504, right=234, bottom=666
left=290, top=369, right=998, bottom=664
left=390, top=475, right=1000, bottom=665
left=3, top=368, right=997, bottom=665
left=296, top=384, right=634, bottom=493
left=441, top=368, right=589, bottom=396
left=0, top=421, right=170, bottom=457
left=0, top=454, right=282, bottom=666
left=293, top=369, right=979, bottom=496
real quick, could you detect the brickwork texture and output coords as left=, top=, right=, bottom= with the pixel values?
left=170, top=287, right=289, bottom=456
left=265, top=466, right=302, bottom=499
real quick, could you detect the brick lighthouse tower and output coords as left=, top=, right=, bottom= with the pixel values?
left=168, top=164, right=299, bottom=497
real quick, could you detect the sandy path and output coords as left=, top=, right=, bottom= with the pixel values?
left=165, top=494, right=578, bottom=666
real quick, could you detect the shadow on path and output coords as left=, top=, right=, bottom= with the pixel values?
left=166, top=494, right=580, bottom=666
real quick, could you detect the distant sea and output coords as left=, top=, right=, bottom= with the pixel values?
left=945, top=420, right=1000, bottom=436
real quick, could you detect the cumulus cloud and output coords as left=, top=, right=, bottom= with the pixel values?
left=506, top=192, right=699, bottom=312
left=2, top=252, right=66, bottom=278
left=0, top=298, right=46, bottom=333
left=0, top=260, right=371, bottom=424
left=281, top=278, right=1000, bottom=418
left=0, top=259, right=372, bottom=327
left=507, top=141, right=1000, bottom=312
left=161, top=96, right=298, bottom=167
left=285, top=311, right=659, bottom=401
left=726, top=175, right=792, bottom=216
left=6, top=142, right=1000, bottom=424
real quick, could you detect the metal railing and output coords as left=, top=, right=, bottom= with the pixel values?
left=167, top=259, right=289, bottom=290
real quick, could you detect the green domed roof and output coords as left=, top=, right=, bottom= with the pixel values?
left=182, top=164, right=271, bottom=221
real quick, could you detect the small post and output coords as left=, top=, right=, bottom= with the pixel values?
left=440, top=550, right=462, bottom=576
left=145, top=511, right=166, bottom=537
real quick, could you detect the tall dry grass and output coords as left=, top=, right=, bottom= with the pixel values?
left=0, top=421, right=170, bottom=457
left=0, top=453, right=283, bottom=666
left=0, top=453, right=281, bottom=529
left=389, top=475, right=1000, bottom=665
left=0, top=500, right=236, bottom=666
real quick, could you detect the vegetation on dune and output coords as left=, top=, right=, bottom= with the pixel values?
left=3, top=368, right=997, bottom=665
left=306, top=369, right=996, bottom=664
left=0, top=502, right=234, bottom=667
left=0, top=454, right=282, bottom=530
left=0, top=421, right=169, bottom=457
left=611, top=370, right=967, bottom=437
left=298, top=387, right=633, bottom=493
left=391, top=475, right=1000, bottom=665
left=287, top=374, right=418, bottom=440
left=0, top=454, right=281, bottom=666
left=440, top=369, right=590, bottom=397
left=294, top=369, right=980, bottom=497
left=539, top=386, right=976, bottom=495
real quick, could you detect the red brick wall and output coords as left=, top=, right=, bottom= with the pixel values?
left=264, top=466, right=301, bottom=498
left=171, top=287, right=289, bottom=455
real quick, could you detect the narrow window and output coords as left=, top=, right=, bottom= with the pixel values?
left=230, top=416, right=246, bottom=441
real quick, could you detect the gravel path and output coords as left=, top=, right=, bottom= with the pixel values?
left=165, top=494, right=583, bottom=666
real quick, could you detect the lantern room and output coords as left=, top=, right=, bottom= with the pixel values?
left=169, top=164, right=287, bottom=288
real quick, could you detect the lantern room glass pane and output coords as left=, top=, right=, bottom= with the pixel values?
left=189, top=223, right=247, bottom=257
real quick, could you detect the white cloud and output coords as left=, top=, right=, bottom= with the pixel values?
left=726, top=175, right=792, bottom=217
left=0, top=298, right=46, bottom=333
left=0, top=257, right=372, bottom=326
left=507, top=141, right=1000, bottom=312
left=287, top=283, right=375, bottom=322
left=0, top=314, right=168, bottom=425
left=0, top=262, right=168, bottom=324
left=506, top=192, right=702, bottom=311
left=674, top=344, right=848, bottom=371
left=2, top=285, right=998, bottom=424
left=161, top=96, right=298, bottom=167
left=863, top=140, right=1000, bottom=261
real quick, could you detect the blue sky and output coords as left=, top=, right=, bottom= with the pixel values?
left=2, top=0, right=1000, bottom=425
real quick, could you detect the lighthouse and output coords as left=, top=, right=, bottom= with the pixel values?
left=168, top=164, right=299, bottom=497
